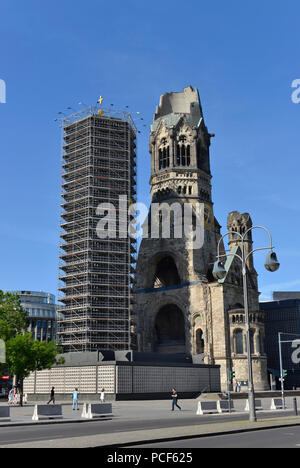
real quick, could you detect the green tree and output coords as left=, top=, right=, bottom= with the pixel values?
left=0, top=291, right=27, bottom=341
left=0, top=290, right=28, bottom=386
left=0, top=290, right=64, bottom=405
left=6, top=332, right=64, bottom=405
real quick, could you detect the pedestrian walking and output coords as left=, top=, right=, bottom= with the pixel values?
left=8, top=388, right=14, bottom=405
left=72, top=388, right=79, bottom=410
left=47, top=387, right=55, bottom=404
left=12, top=388, right=20, bottom=406
left=171, top=388, right=181, bottom=411
left=100, top=388, right=105, bottom=403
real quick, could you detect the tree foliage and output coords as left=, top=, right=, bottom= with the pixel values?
left=0, top=291, right=27, bottom=341
left=6, top=333, right=64, bottom=381
left=0, top=290, right=64, bottom=391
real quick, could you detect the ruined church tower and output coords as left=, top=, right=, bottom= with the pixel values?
left=135, top=86, right=269, bottom=391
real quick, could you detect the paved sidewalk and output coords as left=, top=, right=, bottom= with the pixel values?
left=1, top=398, right=203, bottom=425
left=0, top=395, right=299, bottom=425
left=1, top=398, right=230, bottom=425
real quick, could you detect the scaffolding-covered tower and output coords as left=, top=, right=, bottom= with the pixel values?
left=57, top=106, right=137, bottom=353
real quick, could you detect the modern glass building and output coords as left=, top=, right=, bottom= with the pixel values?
left=260, top=292, right=300, bottom=390
left=8, top=290, right=58, bottom=342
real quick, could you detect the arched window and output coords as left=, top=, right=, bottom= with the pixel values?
left=181, top=144, right=186, bottom=166
left=176, top=135, right=190, bottom=167
left=234, top=329, right=244, bottom=354
left=187, top=145, right=191, bottom=166
left=256, top=331, right=261, bottom=354
left=158, top=142, right=170, bottom=170
left=195, top=328, right=205, bottom=354
left=250, top=329, right=255, bottom=354
left=176, top=145, right=181, bottom=165
left=152, top=256, right=181, bottom=288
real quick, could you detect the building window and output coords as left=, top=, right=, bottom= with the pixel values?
left=158, top=138, right=170, bottom=170
left=234, top=329, right=244, bottom=354
left=176, top=136, right=190, bottom=167
left=195, top=328, right=205, bottom=354
left=250, top=329, right=255, bottom=354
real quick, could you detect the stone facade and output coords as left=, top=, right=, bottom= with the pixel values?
left=134, top=86, right=269, bottom=391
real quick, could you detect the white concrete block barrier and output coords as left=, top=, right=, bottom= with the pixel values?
left=0, top=406, right=10, bottom=422
left=196, top=401, right=219, bottom=415
left=81, top=403, right=112, bottom=419
left=32, top=404, right=63, bottom=421
left=244, top=399, right=263, bottom=412
left=217, top=400, right=235, bottom=413
left=270, top=398, right=284, bottom=410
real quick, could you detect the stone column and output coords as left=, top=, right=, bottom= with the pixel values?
left=151, top=143, right=156, bottom=173
left=191, top=133, right=198, bottom=167
left=169, top=136, right=175, bottom=168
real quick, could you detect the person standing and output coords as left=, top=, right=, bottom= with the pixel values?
left=171, top=388, right=181, bottom=411
left=100, top=388, right=105, bottom=403
left=47, top=387, right=55, bottom=405
left=72, top=388, right=79, bottom=410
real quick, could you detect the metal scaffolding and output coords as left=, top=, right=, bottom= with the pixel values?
left=57, top=106, right=137, bottom=352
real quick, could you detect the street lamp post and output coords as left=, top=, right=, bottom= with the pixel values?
left=278, top=332, right=286, bottom=410
left=213, top=226, right=280, bottom=423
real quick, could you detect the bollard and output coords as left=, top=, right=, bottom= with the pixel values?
left=293, top=398, right=298, bottom=416
left=228, top=392, right=231, bottom=414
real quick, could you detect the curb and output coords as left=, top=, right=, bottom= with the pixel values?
left=96, top=419, right=300, bottom=448
left=0, top=416, right=113, bottom=428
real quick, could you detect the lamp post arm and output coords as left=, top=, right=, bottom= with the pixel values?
left=215, top=251, right=244, bottom=265
left=243, top=225, right=274, bottom=250
left=217, top=230, right=243, bottom=259
left=244, top=246, right=275, bottom=265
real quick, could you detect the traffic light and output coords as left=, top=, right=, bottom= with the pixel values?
left=227, top=369, right=235, bottom=382
left=282, top=369, right=288, bottom=380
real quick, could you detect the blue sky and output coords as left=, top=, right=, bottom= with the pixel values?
left=0, top=0, right=299, bottom=302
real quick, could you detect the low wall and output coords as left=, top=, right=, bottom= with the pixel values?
left=24, top=361, right=220, bottom=400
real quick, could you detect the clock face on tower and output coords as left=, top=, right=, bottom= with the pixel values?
left=204, top=204, right=214, bottom=229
